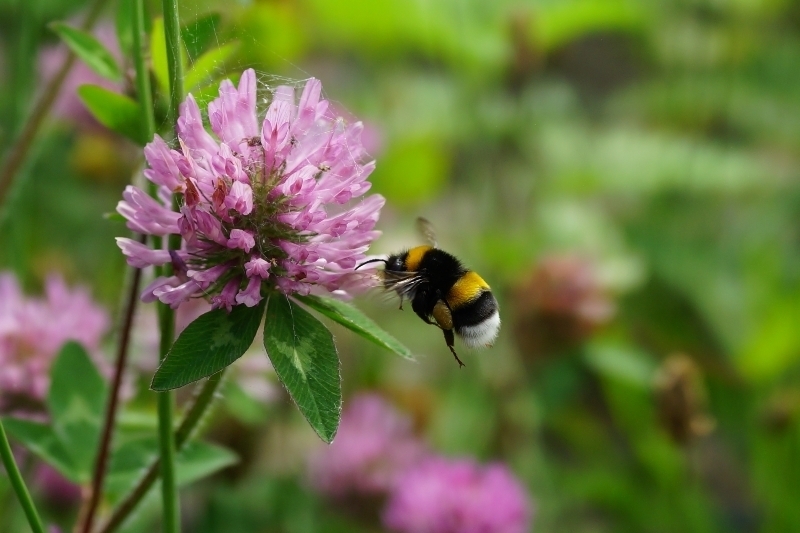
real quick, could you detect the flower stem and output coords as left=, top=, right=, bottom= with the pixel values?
left=156, top=306, right=179, bottom=533
left=132, top=0, right=157, bottom=144
left=174, top=371, right=225, bottom=445
left=76, top=241, right=145, bottom=533
left=0, top=0, right=108, bottom=208
left=0, top=420, right=46, bottom=533
left=157, top=0, right=185, bottom=530
left=95, top=371, right=226, bottom=533
left=162, top=0, right=185, bottom=130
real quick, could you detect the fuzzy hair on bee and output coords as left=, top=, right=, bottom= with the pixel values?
left=358, top=218, right=500, bottom=367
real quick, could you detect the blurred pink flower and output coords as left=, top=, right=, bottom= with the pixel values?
left=117, top=69, right=384, bottom=309
left=383, top=457, right=534, bottom=533
left=38, top=22, right=121, bottom=130
left=512, top=253, right=616, bottom=361
left=308, top=393, right=426, bottom=498
left=0, top=272, right=110, bottom=416
left=34, top=462, right=82, bottom=509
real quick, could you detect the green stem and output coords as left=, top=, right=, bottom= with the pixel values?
left=0, top=420, right=46, bottom=533
left=174, top=372, right=224, bottom=445
left=162, top=0, right=185, bottom=129
left=156, top=306, right=179, bottom=533
left=157, top=0, right=185, bottom=530
left=156, top=394, right=178, bottom=525
left=0, top=0, right=108, bottom=208
left=95, top=372, right=226, bottom=533
left=133, top=0, right=156, bottom=144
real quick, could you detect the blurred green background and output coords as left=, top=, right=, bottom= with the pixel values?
left=2, top=0, right=800, bottom=531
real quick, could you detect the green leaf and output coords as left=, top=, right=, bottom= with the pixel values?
left=181, top=13, right=222, bottom=60
left=370, top=136, right=451, bottom=206
left=47, top=341, right=108, bottom=482
left=1, top=418, right=77, bottom=481
left=738, top=297, right=800, bottom=383
left=50, top=22, right=122, bottom=83
left=104, top=211, right=127, bottom=222
left=295, top=295, right=414, bottom=360
left=104, top=438, right=154, bottom=500
left=77, top=85, right=146, bottom=144
left=223, top=382, right=270, bottom=425
left=102, top=439, right=237, bottom=532
left=151, top=302, right=266, bottom=391
left=115, top=0, right=135, bottom=58
left=48, top=342, right=107, bottom=421
left=533, top=0, right=647, bottom=52
left=174, top=441, right=238, bottom=485
left=1, top=343, right=108, bottom=484
left=264, top=295, right=341, bottom=443
left=185, top=42, right=239, bottom=91
left=584, top=343, right=657, bottom=389
left=105, top=437, right=237, bottom=500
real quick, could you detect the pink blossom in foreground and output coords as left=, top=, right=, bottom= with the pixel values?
left=308, top=393, right=426, bottom=497
left=0, top=272, right=109, bottom=416
left=383, top=457, right=534, bottom=533
left=117, top=69, right=384, bottom=309
left=327, top=103, right=384, bottom=156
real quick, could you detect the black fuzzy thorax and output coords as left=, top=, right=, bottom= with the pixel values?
left=415, top=249, right=467, bottom=290
left=387, top=248, right=468, bottom=321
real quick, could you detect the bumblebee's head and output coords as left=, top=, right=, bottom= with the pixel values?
left=385, top=254, right=405, bottom=272
left=356, top=254, right=406, bottom=272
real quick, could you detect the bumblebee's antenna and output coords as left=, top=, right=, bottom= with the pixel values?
left=356, top=258, right=387, bottom=270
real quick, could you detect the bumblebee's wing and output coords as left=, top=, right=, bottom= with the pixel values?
left=381, top=269, right=426, bottom=300
left=416, top=217, right=438, bottom=248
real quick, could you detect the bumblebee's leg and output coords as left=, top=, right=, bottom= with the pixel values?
left=443, top=329, right=465, bottom=368
left=419, top=315, right=437, bottom=326
left=412, top=297, right=435, bottom=326
left=399, top=294, right=404, bottom=310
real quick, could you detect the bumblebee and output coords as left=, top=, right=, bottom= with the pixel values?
left=359, top=218, right=500, bottom=367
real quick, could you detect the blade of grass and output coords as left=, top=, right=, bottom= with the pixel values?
left=0, top=419, right=46, bottom=533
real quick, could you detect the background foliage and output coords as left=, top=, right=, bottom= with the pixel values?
left=2, top=0, right=799, bottom=531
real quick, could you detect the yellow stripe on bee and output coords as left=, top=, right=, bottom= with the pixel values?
left=405, top=246, right=432, bottom=272
left=447, top=271, right=490, bottom=307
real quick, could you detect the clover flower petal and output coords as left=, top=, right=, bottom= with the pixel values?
left=118, top=70, right=383, bottom=309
